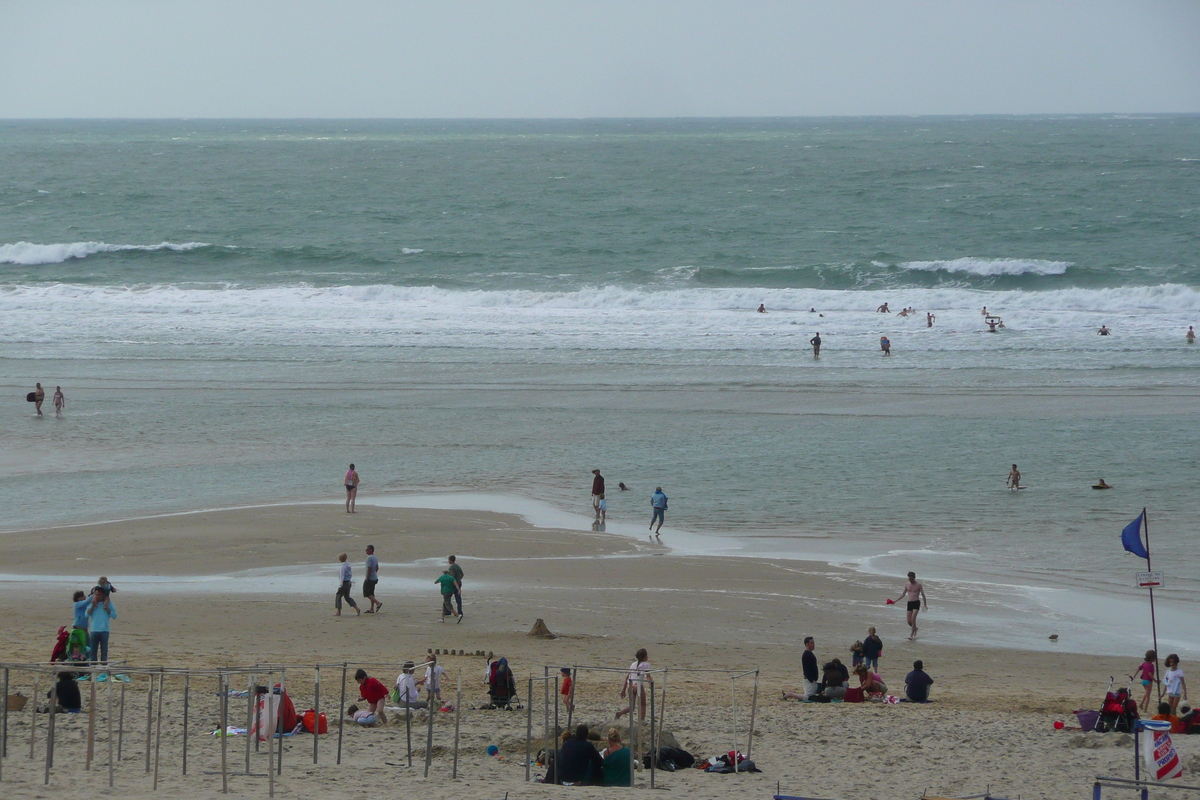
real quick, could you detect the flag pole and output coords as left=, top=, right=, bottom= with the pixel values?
left=1144, top=508, right=1162, bottom=706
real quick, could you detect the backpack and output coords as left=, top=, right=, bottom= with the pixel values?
left=301, top=710, right=328, bottom=734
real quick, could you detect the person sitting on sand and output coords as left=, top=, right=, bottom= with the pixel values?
left=600, top=727, right=632, bottom=786
left=50, top=670, right=82, bottom=712
left=821, top=658, right=849, bottom=699
left=854, top=664, right=888, bottom=698
left=559, top=724, right=604, bottom=786
left=1178, top=703, right=1200, bottom=733
left=904, top=660, right=934, bottom=702
left=354, top=668, right=389, bottom=724
left=1151, top=701, right=1187, bottom=734
left=395, top=661, right=429, bottom=709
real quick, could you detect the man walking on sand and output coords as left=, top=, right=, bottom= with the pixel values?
left=363, top=545, right=381, bottom=613
left=591, top=469, right=605, bottom=520
left=892, top=571, right=927, bottom=640
left=650, top=487, right=668, bottom=538
left=447, top=555, right=465, bottom=619
left=334, top=552, right=360, bottom=617
left=436, top=569, right=461, bottom=623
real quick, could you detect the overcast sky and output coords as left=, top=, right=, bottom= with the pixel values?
left=2, top=1, right=1197, bottom=118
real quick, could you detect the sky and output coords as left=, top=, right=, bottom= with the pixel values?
left=1, top=1, right=1198, bottom=118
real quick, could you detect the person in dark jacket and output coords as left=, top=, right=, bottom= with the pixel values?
left=559, top=724, right=604, bottom=785
left=51, top=671, right=82, bottom=712
left=862, top=626, right=883, bottom=672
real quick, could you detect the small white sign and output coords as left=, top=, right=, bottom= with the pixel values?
left=1135, top=570, right=1164, bottom=588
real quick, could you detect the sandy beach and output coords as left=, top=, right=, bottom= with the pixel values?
left=1, top=502, right=1195, bottom=800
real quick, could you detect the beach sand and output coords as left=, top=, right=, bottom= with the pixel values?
left=0, top=504, right=1195, bottom=799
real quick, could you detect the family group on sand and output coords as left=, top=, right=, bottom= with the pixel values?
left=332, top=546, right=466, bottom=623
left=59, top=578, right=118, bottom=665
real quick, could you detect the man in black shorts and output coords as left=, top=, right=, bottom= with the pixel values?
left=363, top=545, right=381, bottom=613
left=892, top=571, right=927, bottom=640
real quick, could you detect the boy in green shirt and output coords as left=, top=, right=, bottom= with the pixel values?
left=435, top=570, right=461, bottom=623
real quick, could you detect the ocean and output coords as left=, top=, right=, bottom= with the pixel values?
left=2, top=117, right=1198, bottom=655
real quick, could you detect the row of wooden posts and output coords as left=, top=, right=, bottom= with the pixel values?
left=0, top=660, right=758, bottom=794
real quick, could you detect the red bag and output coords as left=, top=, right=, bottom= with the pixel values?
left=302, top=710, right=328, bottom=734
left=844, top=687, right=865, bottom=703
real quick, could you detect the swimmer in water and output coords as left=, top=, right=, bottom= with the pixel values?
left=926, top=312, right=935, bottom=327
left=1095, top=478, right=1112, bottom=489
left=1098, top=325, right=1110, bottom=336
left=757, top=304, right=766, bottom=313
left=897, top=308, right=909, bottom=318
left=880, top=336, right=891, bottom=356
left=809, top=307, right=817, bottom=313
left=1007, top=464, right=1021, bottom=490
left=618, top=482, right=630, bottom=491
left=981, top=306, right=988, bottom=316
left=987, top=319, right=998, bottom=333
left=1187, top=326, right=1195, bottom=343
left=877, top=303, right=890, bottom=313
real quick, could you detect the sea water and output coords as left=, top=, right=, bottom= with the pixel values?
left=2, top=118, right=1198, bottom=655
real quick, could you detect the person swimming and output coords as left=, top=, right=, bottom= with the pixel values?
left=1094, top=478, right=1112, bottom=489
left=757, top=304, right=766, bottom=313
left=877, top=303, right=889, bottom=313
left=1098, top=325, right=1110, bottom=335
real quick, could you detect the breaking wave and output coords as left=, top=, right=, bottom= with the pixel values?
left=0, top=241, right=212, bottom=266
left=893, top=258, right=1071, bottom=277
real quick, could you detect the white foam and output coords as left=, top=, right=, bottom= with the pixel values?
left=894, top=257, right=1071, bottom=277
left=0, top=241, right=210, bottom=266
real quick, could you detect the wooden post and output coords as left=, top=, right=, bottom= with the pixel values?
left=182, top=673, right=190, bottom=775
left=277, top=667, right=285, bottom=776
left=746, top=670, right=759, bottom=761
left=87, top=670, right=97, bottom=769
left=144, top=673, right=154, bottom=773
left=627, top=683, right=635, bottom=788
left=649, top=680, right=657, bottom=789
left=118, top=678, right=126, bottom=763
left=152, top=671, right=164, bottom=790
left=525, top=676, right=533, bottom=783
left=565, top=667, right=577, bottom=734
left=451, top=674, right=462, bottom=779
left=2, top=666, right=8, bottom=761
left=553, top=675, right=560, bottom=759
left=336, top=664, right=347, bottom=765
left=106, top=671, right=115, bottom=788
left=405, top=692, right=413, bottom=768
left=267, top=672, right=275, bottom=799
left=730, top=675, right=738, bottom=763
left=423, top=685, right=434, bottom=777
left=312, top=667, right=320, bottom=765
left=244, top=673, right=253, bottom=774
left=658, top=668, right=668, bottom=756
left=44, top=670, right=58, bottom=784
left=28, top=673, right=38, bottom=759
left=542, top=666, right=549, bottom=753
left=220, top=673, right=229, bottom=794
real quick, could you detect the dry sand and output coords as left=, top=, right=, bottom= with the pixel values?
left=0, top=503, right=1196, bottom=799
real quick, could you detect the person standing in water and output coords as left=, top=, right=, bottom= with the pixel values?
left=926, top=312, right=935, bottom=327
left=880, top=336, right=891, bottom=356
left=33, top=382, right=45, bottom=416
left=53, top=386, right=65, bottom=416
left=892, top=572, right=927, bottom=640
left=334, top=552, right=360, bottom=617
left=1187, top=326, right=1195, bottom=343
left=810, top=332, right=821, bottom=358
left=1007, top=464, right=1022, bottom=490
left=757, top=304, right=766, bottom=313
left=591, top=469, right=605, bottom=521
left=1098, top=325, right=1111, bottom=336
left=344, top=464, right=360, bottom=513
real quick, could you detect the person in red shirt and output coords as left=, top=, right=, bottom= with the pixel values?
left=355, top=668, right=389, bottom=724
left=561, top=667, right=575, bottom=714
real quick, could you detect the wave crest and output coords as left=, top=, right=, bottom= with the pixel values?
left=0, top=241, right=211, bottom=266
left=893, top=258, right=1071, bottom=277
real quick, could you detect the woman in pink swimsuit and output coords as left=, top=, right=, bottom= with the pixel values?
left=345, top=464, right=359, bottom=513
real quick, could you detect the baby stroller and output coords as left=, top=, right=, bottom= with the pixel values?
left=1093, top=676, right=1139, bottom=733
left=486, top=657, right=520, bottom=710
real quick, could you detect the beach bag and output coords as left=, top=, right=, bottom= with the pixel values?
left=302, top=710, right=328, bottom=734
left=844, top=687, right=864, bottom=703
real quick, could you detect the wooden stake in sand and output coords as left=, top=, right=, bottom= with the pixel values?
left=87, top=671, right=97, bottom=769
left=405, top=691, right=413, bottom=768
left=525, top=676, right=533, bottom=783
left=649, top=680, right=657, bottom=789
left=312, top=666, right=320, bottom=765
left=29, top=674, right=38, bottom=760
left=267, top=672, right=275, bottom=799
left=277, top=667, right=285, bottom=776
left=2, top=666, right=8, bottom=763
left=182, top=673, right=190, bottom=775
left=423, top=684, right=434, bottom=778
left=152, top=671, right=164, bottom=790
left=118, top=678, right=126, bottom=763
left=565, top=667, right=577, bottom=735
left=627, top=682, right=635, bottom=788
left=244, top=673, right=254, bottom=774
left=107, top=671, right=115, bottom=788
left=336, top=663, right=346, bottom=766
left=746, top=670, right=759, bottom=762
left=451, top=674, right=462, bottom=779
left=44, top=672, right=57, bottom=785
left=220, top=673, right=229, bottom=795
left=144, top=673, right=154, bottom=773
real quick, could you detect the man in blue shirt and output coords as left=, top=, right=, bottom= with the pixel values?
left=363, top=545, right=381, bottom=613
left=85, top=587, right=117, bottom=665
left=904, top=660, right=934, bottom=702
left=650, top=487, right=668, bottom=538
